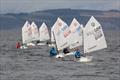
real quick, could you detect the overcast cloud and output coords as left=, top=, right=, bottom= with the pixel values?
left=0, top=0, right=120, bottom=13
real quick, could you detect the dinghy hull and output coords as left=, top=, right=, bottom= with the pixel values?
left=77, top=56, right=93, bottom=62
left=55, top=51, right=75, bottom=58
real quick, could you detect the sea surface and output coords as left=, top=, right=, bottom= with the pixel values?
left=0, top=29, right=120, bottom=80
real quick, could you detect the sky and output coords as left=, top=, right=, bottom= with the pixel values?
left=0, top=0, right=120, bottom=14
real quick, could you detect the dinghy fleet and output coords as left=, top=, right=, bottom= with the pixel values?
left=18, top=16, right=107, bottom=62
left=21, top=21, right=50, bottom=49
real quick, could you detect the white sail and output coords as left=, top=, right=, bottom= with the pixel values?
left=84, top=16, right=107, bottom=53
left=68, top=18, right=83, bottom=49
left=39, top=22, right=50, bottom=41
left=30, top=22, right=39, bottom=41
left=52, top=17, right=70, bottom=51
left=22, top=21, right=31, bottom=44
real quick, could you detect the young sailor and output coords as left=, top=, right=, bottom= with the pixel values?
left=74, top=48, right=81, bottom=61
left=16, top=42, right=20, bottom=49
left=49, top=47, right=57, bottom=57
left=63, top=48, right=69, bottom=54
left=75, top=51, right=81, bottom=58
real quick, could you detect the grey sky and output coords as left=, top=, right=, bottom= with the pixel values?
left=0, top=0, right=120, bottom=13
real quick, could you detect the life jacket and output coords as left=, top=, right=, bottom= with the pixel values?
left=50, top=48, right=57, bottom=57
left=16, top=42, right=20, bottom=49
left=75, top=51, right=81, bottom=58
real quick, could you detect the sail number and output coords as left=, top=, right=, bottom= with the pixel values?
left=94, top=26, right=103, bottom=40
left=87, top=26, right=102, bottom=40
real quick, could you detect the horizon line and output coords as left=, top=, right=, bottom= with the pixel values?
left=0, top=8, right=120, bottom=14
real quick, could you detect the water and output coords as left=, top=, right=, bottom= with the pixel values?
left=0, top=29, right=120, bottom=80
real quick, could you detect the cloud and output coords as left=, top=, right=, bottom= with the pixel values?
left=0, top=0, right=120, bottom=13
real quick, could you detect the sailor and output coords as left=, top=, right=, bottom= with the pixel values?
left=74, top=48, right=81, bottom=61
left=46, top=41, right=50, bottom=46
left=16, top=42, right=20, bottom=49
left=75, top=50, right=81, bottom=58
left=63, top=48, right=69, bottom=54
left=36, top=40, right=40, bottom=44
left=49, top=47, right=57, bottom=57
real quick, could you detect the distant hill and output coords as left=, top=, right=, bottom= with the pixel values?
left=0, top=9, right=120, bottom=30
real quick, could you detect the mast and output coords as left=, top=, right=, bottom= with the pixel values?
left=81, top=24, right=86, bottom=55
left=52, top=31, right=59, bottom=54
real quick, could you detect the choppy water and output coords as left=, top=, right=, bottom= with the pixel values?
left=0, top=30, right=120, bottom=80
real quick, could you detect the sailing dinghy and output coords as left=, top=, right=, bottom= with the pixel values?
left=24, top=21, right=39, bottom=47
left=55, top=18, right=83, bottom=58
left=50, top=17, right=70, bottom=58
left=21, top=21, right=32, bottom=49
left=78, top=16, right=107, bottom=62
left=38, top=22, right=50, bottom=45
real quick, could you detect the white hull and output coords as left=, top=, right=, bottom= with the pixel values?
left=26, top=43, right=36, bottom=46
left=48, top=44, right=55, bottom=47
left=55, top=53, right=64, bottom=58
left=77, top=56, right=93, bottom=62
left=55, top=52, right=92, bottom=62
left=20, top=46, right=28, bottom=49
left=37, top=43, right=46, bottom=46
left=55, top=51, right=75, bottom=58
left=20, top=43, right=36, bottom=49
